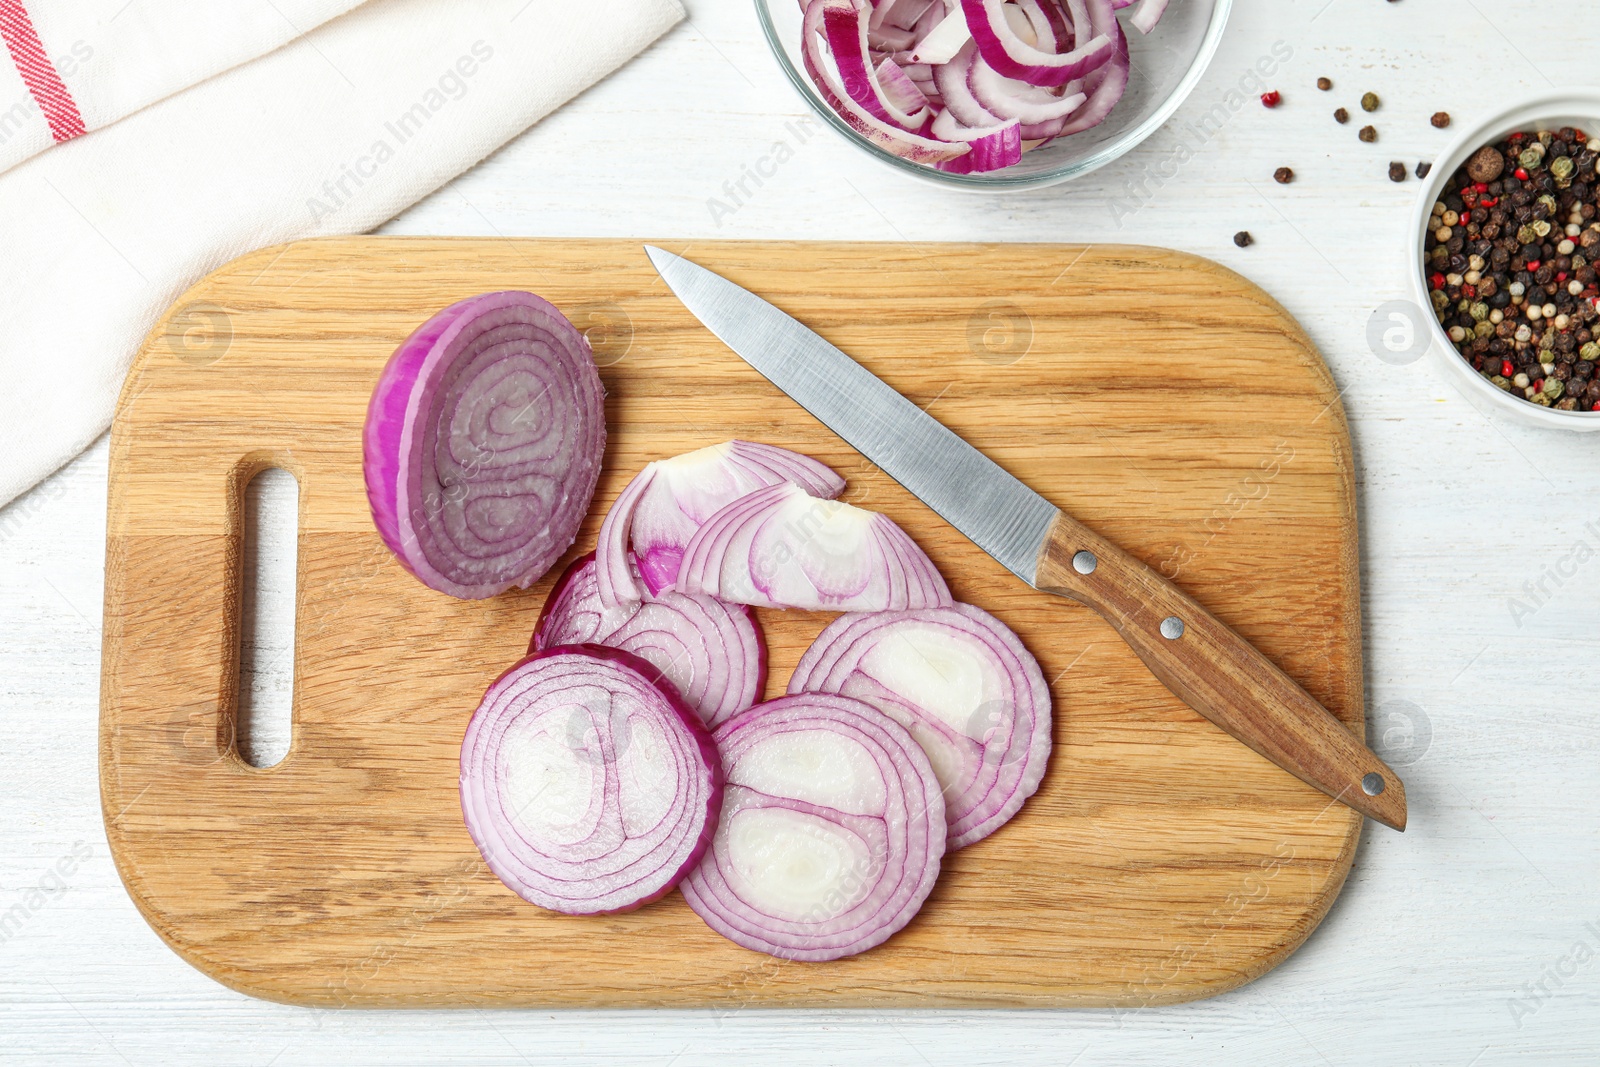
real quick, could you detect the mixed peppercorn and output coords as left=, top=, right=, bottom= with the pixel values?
left=1424, top=128, right=1600, bottom=412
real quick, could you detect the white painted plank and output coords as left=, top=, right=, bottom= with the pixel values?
left=2, top=0, right=1597, bottom=1063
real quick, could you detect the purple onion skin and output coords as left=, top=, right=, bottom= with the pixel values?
left=788, top=604, right=1053, bottom=849
left=364, top=298, right=475, bottom=573
left=462, top=643, right=724, bottom=915
left=364, top=290, right=605, bottom=600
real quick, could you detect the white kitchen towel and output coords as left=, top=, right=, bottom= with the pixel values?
left=0, top=0, right=365, bottom=174
left=0, top=0, right=684, bottom=509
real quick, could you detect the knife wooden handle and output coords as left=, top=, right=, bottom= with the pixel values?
left=1034, top=511, right=1406, bottom=831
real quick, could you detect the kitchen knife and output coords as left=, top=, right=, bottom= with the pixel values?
left=644, top=246, right=1406, bottom=832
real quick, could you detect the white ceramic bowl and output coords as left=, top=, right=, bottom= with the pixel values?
left=1408, top=88, right=1600, bottom=431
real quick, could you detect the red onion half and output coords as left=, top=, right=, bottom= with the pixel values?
left=789, top=604, right=1052, bottom=848
left=534, top=552, right=766, bottom=728
left=676, top=481, right=952, bottom=612
left=596, top=441, right=844, bottom=606
left=680, top=694, right=945, bottom=961
left=364, top=291, right=605, bottom=600
left=460, top=645, right=722, bottom=914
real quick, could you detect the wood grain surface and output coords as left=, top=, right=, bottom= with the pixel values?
left=1034, top=511, right=1405, bottom=829
left=99, top=237, right=1365, bottom=1009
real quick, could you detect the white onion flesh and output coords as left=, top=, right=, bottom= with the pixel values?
left=680, top=693, right=945, bottom=960
left=789, top=603, right=1052, bottom=848
left=800, top=0, right=1160, bottom=173
left=596, top=440, right=844, bottom=607
left=676, top=481, right=952, bottom=612
left=460, top=646, right=721, bottom=914
left=535, top=552, right=766, bottom=728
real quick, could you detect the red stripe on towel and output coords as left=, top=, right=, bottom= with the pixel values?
left=0, top=0, right=85, bottom=142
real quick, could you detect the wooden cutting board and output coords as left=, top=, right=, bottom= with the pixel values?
left=100, top=238, right=1365, bottom=1008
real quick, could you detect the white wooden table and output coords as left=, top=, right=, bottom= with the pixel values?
left=4, top=1, right=1598, bottom=1062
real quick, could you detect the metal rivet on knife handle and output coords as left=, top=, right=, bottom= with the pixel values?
left=1032, top=512, right=1406, bottom=831
left=642, top=246, right=1407, bottom=833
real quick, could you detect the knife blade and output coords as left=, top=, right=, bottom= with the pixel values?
left=644, top=245, right=1406, bottom=831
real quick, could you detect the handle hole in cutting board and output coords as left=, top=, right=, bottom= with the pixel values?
left=237, top=467, right=297, bottom=769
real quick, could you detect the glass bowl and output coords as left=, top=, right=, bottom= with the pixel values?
left=754, top=0, right=1232, bottom=191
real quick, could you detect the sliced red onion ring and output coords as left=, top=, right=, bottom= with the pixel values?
left=931, top=115, right=1022, bottom=174
left=960, top=0, right=1113, bottom=87
left=879, top=0, right=939, bottom=32
left=1018, top=115, right=1067, bottom=142
left=1127, top=0, right=1169, bottom=34
left=802, top=0, right=972, bottom=164
left=680, top=693, right=945, bottom=961
left=801, top=0, right=1142, bottom=173
left=460, top=645, right=722, bottom=914
left=1001, top=0, right=1045, bottom=45
left=902, top=0, right=952, bottom=49
left=874, top=57, right=933, bottom=119
left=1014, top=0, right=1065, bottom=46
left=595, top=441, right=844, bottom=606
left=824, top=0, right=932, bottom=129
left=868, top=22, right=918, bottom=51
left=676, top=481, right=952, bottom=612
left=789, top=604, right=1052, bottom=849
left=1052, top=19, right=1128, bottom=136
left=968, top=53, right=1088, bottom=123
left=906, top=3, right=971, bottom=64
left=932, top=41, right=1004, bottom=127
left=364, top=291, right=605, bottom=600
left=534, top=552, right=766, bottom=728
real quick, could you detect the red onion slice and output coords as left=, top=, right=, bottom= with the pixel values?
left=1052, top=20, right=1128, bottom=136
left=967, top=54, right=1088, bottom=123
left=1014, top=0, right=1065, bottom=46
left=1126, top=0, right=1169, bottom=33
left=932, top=41, right=1004, bottom=127
left=596, top=441, right=845, bottom=606
left=676, top=482, right=953, bottom=612
left=789, top=604, right=1052, bottom=849
left=802, top=0, right=973, bottom=164
left=823, top=0, right=931, bottom=130
left=364, top=291, right=604, bottom=600
left=680, top=694, right=945, bottom=961
left=799, top=0, right=1143, bottom=174
left=906, top=3, right=972, bottom=64
left=932, top=118, right=1022, bottom=174
left=460, top=645, right=722, bottom=914
left=874, top=57, right=933, bottom=119
left=960, top=0, right=1113, bottom=87
left=879, top=0, right=939, bottom=32
left=534, top=552, right=766, bottom=728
